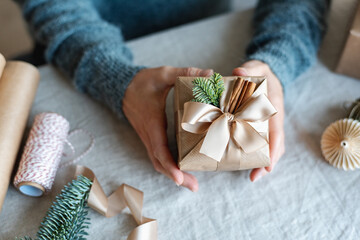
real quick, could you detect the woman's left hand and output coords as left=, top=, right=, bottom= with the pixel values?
left=233, top=60, right=285, bottom=181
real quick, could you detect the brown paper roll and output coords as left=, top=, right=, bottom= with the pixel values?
left=0, top=60, right=40, bottom=213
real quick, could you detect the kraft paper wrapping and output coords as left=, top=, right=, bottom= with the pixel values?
left=75, top=166, right=157, bottom=240
left=336, top=1, right=360, bottom=79
left=174, top=76, right=274, bottom=171
left=0, top=58, right=40, bottom=213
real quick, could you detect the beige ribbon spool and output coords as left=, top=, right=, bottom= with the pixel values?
left=0, top=54, right=40, bottom=213
left=75, top=166, right=157, bottom=240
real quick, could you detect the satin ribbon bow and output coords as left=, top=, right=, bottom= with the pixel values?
left=181, top=93, right=277, bottom=162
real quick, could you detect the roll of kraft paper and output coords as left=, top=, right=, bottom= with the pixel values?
left=0, top=54, right=40, bottom=213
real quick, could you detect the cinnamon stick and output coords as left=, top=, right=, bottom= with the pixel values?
left=233, top=81, right=248, bottom=112
left=241, top=81, right=256, bottom=104
left=228, top=78, right=244, bottom=113
left=234, top=81, right=256, bottom=112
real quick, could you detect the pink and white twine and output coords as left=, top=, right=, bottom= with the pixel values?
left=13, top=113, right=94, bottom=195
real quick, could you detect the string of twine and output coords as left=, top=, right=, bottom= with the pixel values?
left=348, top=98, right=360, bottom=121
left=13, top=113, right=94, bottom=193
left=60, top=129, right=95, bottom=168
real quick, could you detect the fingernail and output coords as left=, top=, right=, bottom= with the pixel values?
left=174, top=173, right=184, bottom=187
left=253, top=174, right=262, bottom=182
left=175, top=179, right=182, bottom=186
left=234, top=67, right=248, bottom=76
left=186, top=187, right=197, bottom=192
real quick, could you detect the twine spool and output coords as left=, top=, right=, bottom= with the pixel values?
left=13, top=113, right=94, bottom=197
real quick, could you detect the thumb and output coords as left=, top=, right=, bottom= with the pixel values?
left=177, top=67, right=213, bottom=77
left=162, top=67, right=213, bottom=86
left=232, top=67, right=249, bottom=76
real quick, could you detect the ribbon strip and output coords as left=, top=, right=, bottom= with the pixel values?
left=181, top=93, right=277, bottom=162
left=75, top=166, right=157, bottom=240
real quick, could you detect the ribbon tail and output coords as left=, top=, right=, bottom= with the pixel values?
left=232, top=121, right=268, bottom=153
left=75, top=166, right=158, bottom=240
left=127, top=219, right=158, bottom=240
left=200, top=114, right=230, bottom=162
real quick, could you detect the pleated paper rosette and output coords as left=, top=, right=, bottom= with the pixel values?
left=321, top=118, right=360, bottom=170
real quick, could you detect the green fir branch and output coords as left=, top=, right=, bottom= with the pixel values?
left=209, top=73, right=224, bottom=102
left=18, top=175, right=93, bottom=240
left=192, top=73, right=224, bottom=107
left=192, top=77, right=214, bottom=105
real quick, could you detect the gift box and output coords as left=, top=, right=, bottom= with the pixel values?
left=336, top=1, right=360, bottom=79
left=174, top=75, right=277, bottom=171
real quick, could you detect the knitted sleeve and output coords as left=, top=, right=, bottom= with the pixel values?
left=16, top=0, right=144, bottom=116
left=246, top=0, right=329, bottom=87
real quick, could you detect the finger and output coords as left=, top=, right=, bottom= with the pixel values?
left=177, top=67, right=213, bottom=77
left=266, top=100, right=285, bottom=172
left=149, top=123, right=199, bottom=191
left=152, top=158, right=174, bottom=180
left=266, top=119, right=278, bottom=172
left=153, top=157, right=198, bottom=192
left=153, top=141, right=184, bottom=185
left=129, top=119, right=172, bottom=180
left=250, top=168, right=268, bottom=182
left=147, top=115, right=185, bottom=185
left=149, top=117, right=199, bottom=191
left=152, top=132, right=199, bottom=191
left=266, top=122, right=283, bottom=172
left=181, top=172, right=199, bottom=192
left=161, top=67, right=213, bottom=86
left=132, top=122, right=162, bottom=170
left=137, top=120, right=196, bottom=190
left=232, top=67, right=249, bottom=76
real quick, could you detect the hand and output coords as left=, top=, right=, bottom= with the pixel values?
left=233, top=60, right=285, bottom=182
left=123, top=66, right=213, bottom=192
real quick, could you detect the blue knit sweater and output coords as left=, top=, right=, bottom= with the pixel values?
left=16, top=0, right=328, bottom=116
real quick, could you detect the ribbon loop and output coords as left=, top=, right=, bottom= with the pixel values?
left=234, top=94, right=277, bottom=122
left=231, top=120, right=268, bottom=153
left=181, top=102, right=223, bottom=134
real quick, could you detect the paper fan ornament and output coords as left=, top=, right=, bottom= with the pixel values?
left=321, top=99, right=360, bottom=170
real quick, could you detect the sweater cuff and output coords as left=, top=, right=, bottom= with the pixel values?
left=73, top=49, right=145, bottom=117
left=247, top=48, right=292, bottom=89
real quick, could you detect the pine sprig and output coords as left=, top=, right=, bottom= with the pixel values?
left=37, top=176, right=92, bottom=240
left=18, top=175, right=93, bottom=240
left=209, top=73, right=224, bottom=102
left=192, top=77, right=214, bottom=105
left=192, top=73, right=224, bottom=107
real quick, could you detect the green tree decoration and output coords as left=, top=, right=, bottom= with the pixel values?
left=17, top=175, right=93, bottom=240
left=192, top=73, right=224, bottom=108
